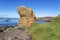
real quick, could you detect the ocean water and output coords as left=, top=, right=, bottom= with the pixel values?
left=0, top=18, right=18, bottom=26
left=0, top=18, right=46, bottom=27
left=37, top=20, right=46, bottom=23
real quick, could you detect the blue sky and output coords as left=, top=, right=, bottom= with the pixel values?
left=0, top=0, right=60, bottom=18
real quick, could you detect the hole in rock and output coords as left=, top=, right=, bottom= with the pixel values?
left=0, top=30, right=4, bottom=32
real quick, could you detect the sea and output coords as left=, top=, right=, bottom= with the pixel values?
left=0, top=18, right=18, bottom=26
left=0, top=18, right=46, bottom=27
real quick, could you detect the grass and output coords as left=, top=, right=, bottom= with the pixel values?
left=28, top=17, right=60, bottom=40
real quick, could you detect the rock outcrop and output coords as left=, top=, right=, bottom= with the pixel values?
left=0, top=6, right=33, bottom=40
left=0, top=27, right=31, bottom=40
left=17, top=6, right=36, bottom=28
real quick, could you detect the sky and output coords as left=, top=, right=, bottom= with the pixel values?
left=0, top=0, right=60, bottom=18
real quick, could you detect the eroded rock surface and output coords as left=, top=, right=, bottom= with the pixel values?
left=0, top=27, right=31, bottom=40
left=17, top=6, right=36, bottom=28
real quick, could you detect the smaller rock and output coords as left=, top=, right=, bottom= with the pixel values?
left=8, top=37, right=12, bottom=40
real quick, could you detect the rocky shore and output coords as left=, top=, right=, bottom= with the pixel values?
left=36, top=17, right=56, bottom=22
left=0, top=6, right=36, bottom=40
left=0, top=26, right=31, bottom=40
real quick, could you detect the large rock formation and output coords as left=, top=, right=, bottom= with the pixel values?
left=17, top=6, right=36, bottom=28
left=0, top=6, right=33, bottom=40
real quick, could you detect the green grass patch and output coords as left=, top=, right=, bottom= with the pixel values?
left=29, top=17, right=60, bottom=40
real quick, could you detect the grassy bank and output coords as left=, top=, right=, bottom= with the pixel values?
left=29, top=17, right=60, bottom=40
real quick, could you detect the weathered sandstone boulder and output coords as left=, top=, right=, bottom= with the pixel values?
left=17, top=6, right=36, bottom=28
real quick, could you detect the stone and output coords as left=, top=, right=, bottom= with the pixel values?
left=0, top=28, right=31, bottom=40
left=17, top=6, right=36, bottom=28
left=0, top=6, right=32, bottom=40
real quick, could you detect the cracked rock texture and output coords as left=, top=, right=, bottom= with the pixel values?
left=17, top=6, right=36, bottom=28
left=0, top=27, right=31, bottom=40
